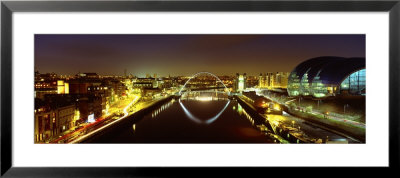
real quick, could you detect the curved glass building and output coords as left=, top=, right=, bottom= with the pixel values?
left=287, top=56, right=365, bottom=98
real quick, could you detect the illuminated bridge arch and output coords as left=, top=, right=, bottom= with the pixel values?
left=178, top=71, right=230, bottom=95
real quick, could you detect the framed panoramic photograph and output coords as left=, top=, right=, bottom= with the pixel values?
left=1, top=0, right=399, bottom=177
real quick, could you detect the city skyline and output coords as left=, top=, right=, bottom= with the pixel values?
left=34, top=34, right=366, bottom=144
left=35, top=34, right=365, bottom=77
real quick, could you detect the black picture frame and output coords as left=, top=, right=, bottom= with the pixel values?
left=1, top=0, right=399, bottom=177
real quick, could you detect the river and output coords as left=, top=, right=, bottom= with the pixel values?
left=85, top=91, right=275, bottom=143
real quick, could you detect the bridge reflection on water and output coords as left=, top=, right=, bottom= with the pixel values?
left=179, top=90, right=231, bottom=125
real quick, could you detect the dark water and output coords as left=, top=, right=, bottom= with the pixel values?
left=87, top=91, right=274, bottom=143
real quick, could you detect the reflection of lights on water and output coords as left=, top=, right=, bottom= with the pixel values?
left=179, top=98, right=230, bottom=124
left=196, top=96, right=213, bottom=101
left=238, top=104, right=254, bottom=125
left=132, top=124, right=136, bottom=132
left=151, top=100, right=174, bottom=118
left=237, top=104, right=243, bottom=115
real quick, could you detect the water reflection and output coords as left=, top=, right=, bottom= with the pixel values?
left=151, top=99, right=174, bottom=118
left=179, top=90, right=231, bottom=124
left=234, top=103, right=255, bottom=126
left=88, top=91, right=275, bottom=143
left=179, top=99, right=231, bottom=124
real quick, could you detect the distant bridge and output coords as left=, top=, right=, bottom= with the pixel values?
left=179, top=86, right=226, bottom=92
left=178, top=71, right=231, bottom=95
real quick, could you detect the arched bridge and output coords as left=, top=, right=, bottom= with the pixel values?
left=178, top=71, right=231, bottom=95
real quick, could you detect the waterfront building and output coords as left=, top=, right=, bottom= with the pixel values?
left=34, top=98, right=76, bottom=143
left=259, top=72, right=290, bottom=89
left=42, top=94, right=103, bottom=124
left=274, top=72, right=290, bottom=88
left=234, top=73, right=247, bottom=92
left=246, top=75, right=258, bottom=88
left=259, top=73, right=267, bottom=88
left=287, top=56, right=365, bottom=98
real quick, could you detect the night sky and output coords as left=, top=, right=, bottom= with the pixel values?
left=35, top=34, right=365, bottom=77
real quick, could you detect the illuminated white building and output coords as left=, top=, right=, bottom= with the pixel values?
left=234, top=73, right=247, bottom=92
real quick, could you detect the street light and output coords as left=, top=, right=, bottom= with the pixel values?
left=324, top=111, right=329, bottom=119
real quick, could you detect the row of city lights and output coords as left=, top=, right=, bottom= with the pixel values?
left=70, top=95, right=140, bottom=144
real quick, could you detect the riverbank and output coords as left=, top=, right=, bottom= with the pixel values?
left=260, top=93, right=365, bottom=142
left=234, top=95, right=298, bottom=143
left=73, top=95, right=174, bottom=143
left=235, top=94, right=365, bottom=143
left=285, top=107, right=365, bottom=142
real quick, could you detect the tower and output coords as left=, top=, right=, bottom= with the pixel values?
left=235, top=73, right=247, bottom=92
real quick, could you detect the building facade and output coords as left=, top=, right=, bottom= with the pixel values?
left=259, top=72, right=290, bottom=89
left=234, top=73, right=247, bottom=92
left=34, top=99, right=76, bottom=143
left=287, top=56, right=365, bottom=98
